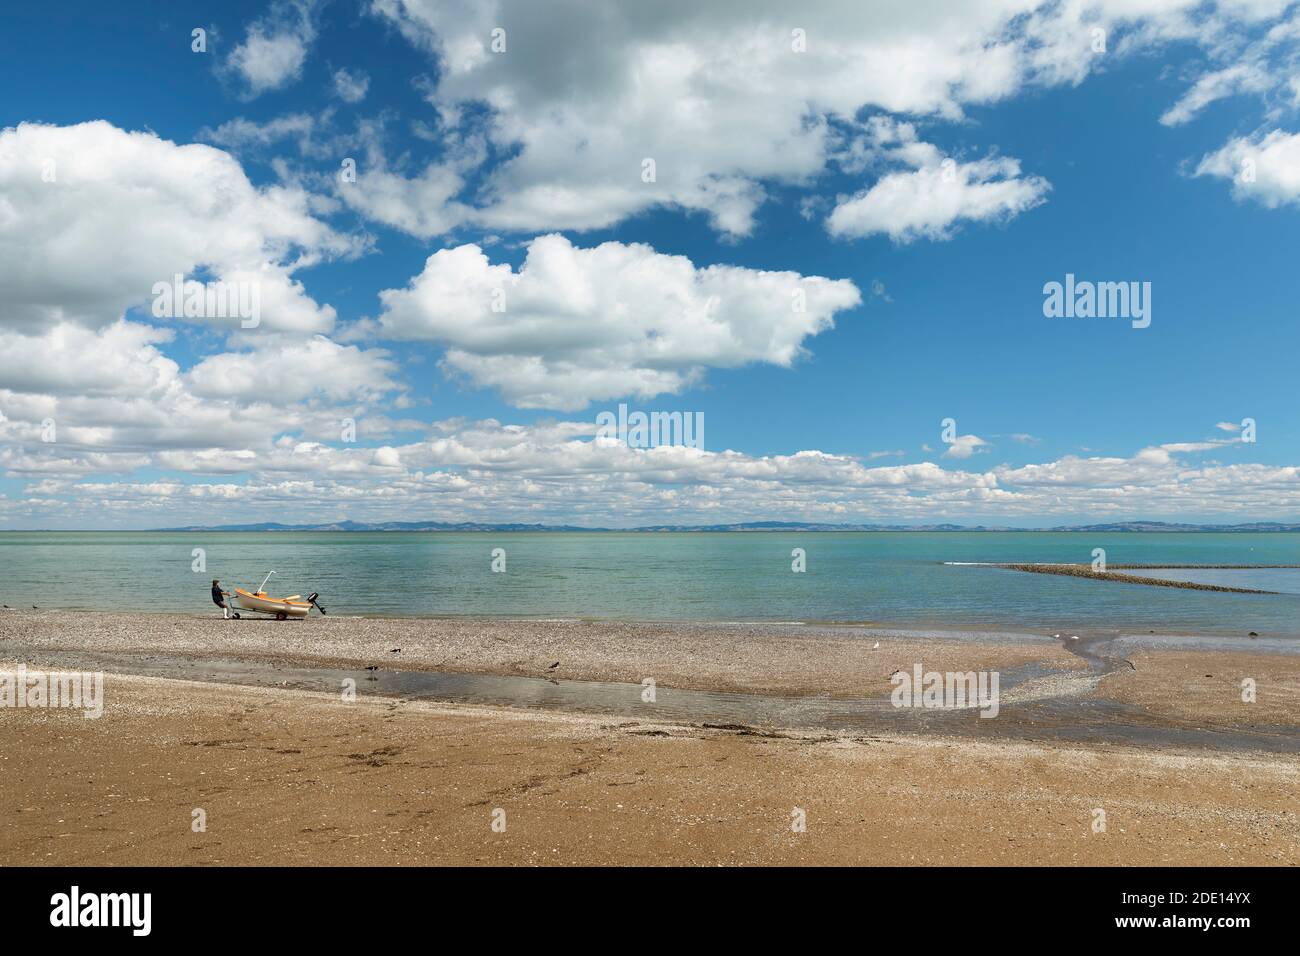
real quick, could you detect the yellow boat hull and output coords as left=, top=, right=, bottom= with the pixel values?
left=232, top=587, right=311, bottom=619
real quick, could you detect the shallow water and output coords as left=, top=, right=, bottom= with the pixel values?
left=2, top=531, right=1299, bottom=635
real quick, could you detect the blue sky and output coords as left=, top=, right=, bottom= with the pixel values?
left=2, top=0, right=1299, bottom=528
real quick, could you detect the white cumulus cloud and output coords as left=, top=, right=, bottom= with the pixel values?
left=0, top=121, right=356, bottom=334
left=227, top=0, right=320, bottom=98
left=376, top=234, right=862, bottom=410
left=187, top=336, right=402, bottom=404
left=1195, top=128, right=1300, bottom=208
left=827, top=118, right=1049, bottom=242
left=359, top=0, right=1284, bottom=239
left=943, top=434, right=992, bottom=460
left=332, top=67, right=370, bottom=103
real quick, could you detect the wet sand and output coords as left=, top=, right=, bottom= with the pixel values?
left=1, top=673, right=1296, bottom=866
left=1, top=611, right=1297, bottom=865
left=1099, top=647, right=1300, bottom=728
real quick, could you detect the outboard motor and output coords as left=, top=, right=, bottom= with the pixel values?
left=306, top=592, right=327, bottom=615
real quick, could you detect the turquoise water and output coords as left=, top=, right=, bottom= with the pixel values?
left=0, top=531, right=1298, bottom=635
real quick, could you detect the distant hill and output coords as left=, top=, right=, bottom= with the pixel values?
left=1045, top=521, right=1300, bottom=532
left=149, top=519, right=1300, bottom=533
left=152, top=520, right=605, bottom=532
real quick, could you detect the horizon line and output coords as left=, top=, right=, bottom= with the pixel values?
left=6, top=519, right=1300, bottom=534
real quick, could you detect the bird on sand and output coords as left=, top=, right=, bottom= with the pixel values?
left=547, top=661, right=560, bottom=670
left=872, top=642, right=880, bottom=650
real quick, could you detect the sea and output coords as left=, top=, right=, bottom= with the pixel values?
left=1, top=531, right=1298, bottom=636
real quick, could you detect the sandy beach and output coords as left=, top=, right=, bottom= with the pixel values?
left=1, top=611, right=1297, bottom=865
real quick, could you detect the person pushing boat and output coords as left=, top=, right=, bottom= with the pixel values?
left=211, top=579, right=231, bottom=619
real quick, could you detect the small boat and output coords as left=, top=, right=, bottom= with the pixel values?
left=229, top=572, right=325, bottom=621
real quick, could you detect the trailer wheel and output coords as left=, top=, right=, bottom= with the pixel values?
left=275, top=611, right=287, bottom=621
